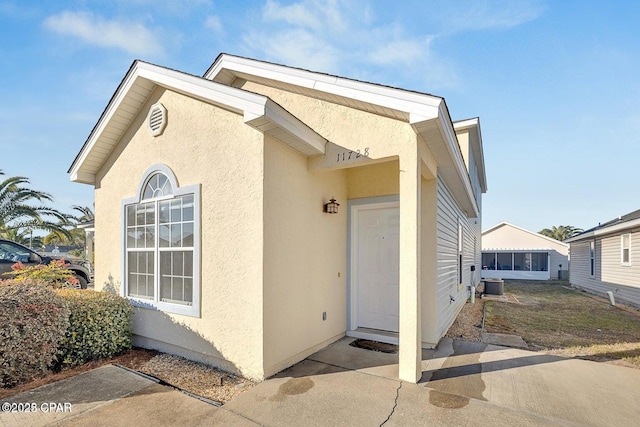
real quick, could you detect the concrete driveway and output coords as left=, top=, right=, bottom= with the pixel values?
left=2, top=337, right=640, bottom=426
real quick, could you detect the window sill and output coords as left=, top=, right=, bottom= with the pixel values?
left=128, top=296, right=200, bottom=318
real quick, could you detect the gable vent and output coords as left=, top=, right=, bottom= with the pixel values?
left=147, top=103, right=167, bottom=137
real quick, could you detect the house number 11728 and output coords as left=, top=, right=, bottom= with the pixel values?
left=336, top=148, right=369, bottom=162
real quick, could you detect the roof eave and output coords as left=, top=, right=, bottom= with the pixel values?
left=69, top=61, right=326, bottom=185
left=566, top=218, right=640, bottom=243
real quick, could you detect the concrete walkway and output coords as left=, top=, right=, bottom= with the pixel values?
left=2, top=337, right=640, bottom=426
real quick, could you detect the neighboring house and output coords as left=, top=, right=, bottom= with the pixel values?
left=68, top=54, right=487, bottom=383
left=481, top=222, right=568, bottom=280
left=566, top=209, right=640, bottom=308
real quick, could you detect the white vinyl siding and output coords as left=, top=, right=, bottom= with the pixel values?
left=436, top=177, right=478, bottom=338
left=570, top=231, right=640, bottom=308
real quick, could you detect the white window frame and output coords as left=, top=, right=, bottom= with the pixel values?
left=621, top=233, right=631, bottom=266
left=458, top=221, right=463, bottom=286
left=589, top=241, right=596, bottom=277
left=122, top=164, right=201, bottom=317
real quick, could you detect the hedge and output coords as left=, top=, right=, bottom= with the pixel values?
left=55, top=289, right=133, bottom=368
left=0, top=281, right=70, bottom=388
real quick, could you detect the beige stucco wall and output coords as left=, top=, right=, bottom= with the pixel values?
left=239, top=79, right=467, bottom=381
left=94, top=87, right=266, bottom=379
left=347, top=161, right=399, bottom=199
left=262, top=137, right=348, bottom=376
left=237, top=81, right=415, bottom=170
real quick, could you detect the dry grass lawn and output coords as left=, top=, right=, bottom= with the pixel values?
left=484, top=280, right=640, bottom=367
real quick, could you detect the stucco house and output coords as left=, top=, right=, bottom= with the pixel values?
left=566, top=209, right=640, bottom=308
left=68, top=53, right=487, bottom=383
left=481, top=222, right=569, bottom=280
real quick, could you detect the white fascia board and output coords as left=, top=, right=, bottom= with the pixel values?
left=69, top=62, right=145, bottom=183
left=136, top=65, right=266, bottom=117
left=453, top=117, right=479, bottom=130
left=71, top=61, right=312, bottom=184
left=566, top=218, right=640, bottom=243
left=208, top=54, right=442, bottom=118
left=436, top=109, right=479, bottom=217
left=483, top=248, right=554, bottom=252
left=482, top=221, right=509, bottom=235
left=261, top=100, right=327, bottom=155
left=69, top=170, right=96, bottom=185
left=455, top=117, right=487, bottom=193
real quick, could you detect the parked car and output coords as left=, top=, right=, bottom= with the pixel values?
left=0, top=239, right=93, bottom=289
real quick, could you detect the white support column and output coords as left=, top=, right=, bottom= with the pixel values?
left=398, top=150, right=422, bottom=383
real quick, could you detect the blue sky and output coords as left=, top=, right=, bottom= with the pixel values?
left=1, top=0, right=639, bottom=233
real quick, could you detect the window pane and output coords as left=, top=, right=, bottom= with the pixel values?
left=159, top=250, right=193, bottom=305
left=184, top=251, right=193, bottom=277
left=127, top=251, right=154, bottom=299
left=183, top=195, right=194, bottom=221
left=145, top=226, right=155, bottom=248
left=482, top=253, right=496, bottom=270
left=531, top=253, right=548, bottom=271
left=170, top=199, right=182, bottom=223
left=513, top=253, right=530, bottom=271
left=171, top=224, right=182, bottom=247
left=136, top=205, right=145, bottom=226
left=497, top=253, right=512, bottom=270
left=157, top=174, right=167, bottom=194
left=161, top=274, right=172, bottom=301
left=183, top=278, right=193, bottom=303
left=127, top=205, right=136, bottom=226
left=134, top=227, right=145, bottom=248
left=159, top=200, right=170, bottom=224
left=145, top=204, right=155, bottom=225
left=622, top=234, right=630, bottom=263
left=159, top=224, right=170, bottom=247
left=182, top=223, right=194, bottom=247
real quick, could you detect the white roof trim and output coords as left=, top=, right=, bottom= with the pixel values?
left=565, top=218, right=640, bottom=243
left=482, top=222, right=569, bottom=248
left=205, top=54, right=443, bottom=117
left=483, top=248, right=553, bottom=252
left=454, top=117, right=487, bottom=193
left=206, top=54, right=482, bottom=217
left=69, top=61, right=326, bottom=185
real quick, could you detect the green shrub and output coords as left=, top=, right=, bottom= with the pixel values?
left=55, top=289, right=133, bottom=367
left=3, top=259, right=79, bottom=288
left=0, top=281, right=70, bottom=388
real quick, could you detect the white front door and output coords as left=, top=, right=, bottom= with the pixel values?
left=353, top=204, right=400, bottom=332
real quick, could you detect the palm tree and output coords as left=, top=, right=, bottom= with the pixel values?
left=43, top=205, right=94, bottom=247
left=0, top=170, right=70, bottom=243
left=539, top=225, right=583, bottom=241
left=70, top=205, right=94, bottom=224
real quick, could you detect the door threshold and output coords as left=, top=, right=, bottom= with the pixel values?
left=347, top=328, right=398, bottom=345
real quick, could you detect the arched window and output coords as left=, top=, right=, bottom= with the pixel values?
left=142, top=172, right=173, bottom=200
left=123, top=165, right=200, bottom=317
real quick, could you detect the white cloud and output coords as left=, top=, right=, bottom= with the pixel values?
left=240, top=1, right=459, bottom=90
left=205, top=15, right=224, bottom=35
left=241, top=0, right=543, bottom=91
left=243, top=28, right=340, bottom=73
left=431, top=0, right=545, bottom=33
left=44, top=11, right=165, bottom=57
left=263, top=0, right=346, bottom=32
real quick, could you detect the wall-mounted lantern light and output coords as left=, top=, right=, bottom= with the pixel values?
left=324, top=198, right=340, bottom=214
